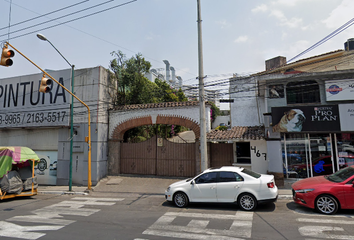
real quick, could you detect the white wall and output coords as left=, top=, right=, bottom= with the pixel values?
left=212, top=115, right=230, bottom=129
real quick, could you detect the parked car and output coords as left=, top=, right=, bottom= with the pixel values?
left=292, top=165, right=354, bottom=214
left=165, top=166, right=278, bottom=211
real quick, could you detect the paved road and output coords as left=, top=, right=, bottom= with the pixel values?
left=1, top=175, right=354, bottom=240
left=1, top=194, right=354, bottom=240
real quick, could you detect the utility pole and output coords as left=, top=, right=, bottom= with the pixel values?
left=197, top=0, right=208, bottom=171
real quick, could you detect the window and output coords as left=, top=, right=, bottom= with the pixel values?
left=241, top=168, right=261, bottom=179
left=236, top=142, right=251, bottom=164
left=219, top=171, right=244, bottom=182
left=195, top=172, right=218, bottom=184
left=269, top=84, right=284, bottom=98
left=286, top=80, right=320, bottom=104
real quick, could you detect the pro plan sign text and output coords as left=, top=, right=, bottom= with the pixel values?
left=0, top=69, right=70, bottom=128
left=311, top=106, right=338, bottom=122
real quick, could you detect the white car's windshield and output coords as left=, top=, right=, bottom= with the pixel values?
left=327, top=167, right=354, bottom=183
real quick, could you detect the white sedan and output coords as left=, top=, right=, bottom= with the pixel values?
left=165, top=166, right=278, bottom=211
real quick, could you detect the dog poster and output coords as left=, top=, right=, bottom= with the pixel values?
left=272, top=105, right=340, bottom=132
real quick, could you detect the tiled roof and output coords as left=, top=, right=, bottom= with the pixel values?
left=207, top=126, right=265, bottom=141
left=113, top=101, right=212, bottom=111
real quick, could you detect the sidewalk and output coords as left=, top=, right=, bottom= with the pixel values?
left=38, top=175, right=295, bottom=200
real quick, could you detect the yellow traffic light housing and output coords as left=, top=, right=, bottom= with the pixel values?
left=1, top=44, right=15, bottom=67
left=39, top=75, right=52, bottom=93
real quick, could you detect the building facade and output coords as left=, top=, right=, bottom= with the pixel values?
left=229, top=39, right=354, bottom=184
left=0, top=66, right=112, bottom=186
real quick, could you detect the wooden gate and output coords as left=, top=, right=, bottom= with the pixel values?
left=210, top=143, right=234, bottom=168
left=120, top=135, right=195, bottom=177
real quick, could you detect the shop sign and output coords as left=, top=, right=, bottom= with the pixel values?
left=339, top=103, right=354, bottom=131
left=0, top=69, right=70, bottom=128
left=272, top=105, right=340, bottom=132
left=325, top=79, right=354, bottom=101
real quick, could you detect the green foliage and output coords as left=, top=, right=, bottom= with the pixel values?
left=209, top=102, right=221, bottom=123
left=109, top=50, right=190, bottom=143
left=108, top=50, right=152, bottom=106
left=177, top=88, right=188, bottom=102
left=216, top=125, right=228, bottom=131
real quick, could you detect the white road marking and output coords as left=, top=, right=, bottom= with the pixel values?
left=0, top=221, right=63, bottom=240
left=299, top=226, right=354, bottom=240
left=164, top=211, right=253, bottom=221
left=297, top=218, right=354, bottom=225
left=187, top=219, right=209, bottom=228
left=294, top=208, right=354, bottom=218
left=143, top=229, right=246, bottom=240
left=143, top=211, right=253, bottom=239
left=0, top=197, right=124, bottom=240
left=297, top=215, right=354, bottom=239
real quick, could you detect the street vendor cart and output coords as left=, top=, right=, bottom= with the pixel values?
left=0, top=146, right=40, bottom=200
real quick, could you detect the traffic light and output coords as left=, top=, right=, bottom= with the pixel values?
left=39, top=75, right=52, bottom=93
left=1, top=45, right=14, bottom=67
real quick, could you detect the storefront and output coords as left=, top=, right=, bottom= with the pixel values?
left=272, top=103, right=354, bottom=179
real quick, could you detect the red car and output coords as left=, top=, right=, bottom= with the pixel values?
left=292, top=166, right=354, bottom=214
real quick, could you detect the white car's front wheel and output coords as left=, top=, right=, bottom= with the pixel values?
left=173, top=192, right=189, bottom=208
left=238, top=193, right=257, bottom=211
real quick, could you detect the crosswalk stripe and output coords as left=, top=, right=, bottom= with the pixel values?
left=144, top=211, right=253, bottom=239
left=297, top=218, right=354, bottom=225
left=143, top=229, right=246, bottom=240
left=164, top=211, right=253, bottom=220
left=187, top=220, right=209, bottom=228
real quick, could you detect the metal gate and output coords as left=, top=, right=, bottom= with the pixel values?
left=210, top=143, right=233, bottom=168
left=120, top=135, right=195, bottom=177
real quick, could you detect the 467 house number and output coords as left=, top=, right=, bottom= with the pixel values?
left=0, top=111, right=67, bottom=125
left=251, top=146, right=267, bottom=161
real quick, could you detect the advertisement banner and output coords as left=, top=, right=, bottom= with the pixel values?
left=0, top=69, right=71, bottom=128
left=339, top=103, right=354, bottom=131
left=325, top=79, right=354, bottom=101
left=272, top=105, right=340, bottom=132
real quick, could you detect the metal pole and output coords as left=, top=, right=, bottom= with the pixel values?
left=36, top=34, right=75, bottom=191
left=69, top=65, right=75, bottom=191
left=197, top=0, right=208, bottom=171
left=7, top=42, right=92, bottom=190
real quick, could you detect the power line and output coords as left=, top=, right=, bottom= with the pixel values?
left=287, top=17, right=354, bottom=63
left=0, top=0, right=89, bottom=31
left=0, top=0, right=135, bottom=40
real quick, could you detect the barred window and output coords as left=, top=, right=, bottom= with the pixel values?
left=286, top=80, right=320, bottom=104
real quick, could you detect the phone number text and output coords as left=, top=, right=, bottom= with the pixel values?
left=0, top=111, right=67, bottom=126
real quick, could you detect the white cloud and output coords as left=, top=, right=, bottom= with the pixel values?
left=271, top=0, right=303, bottom=7
left=270, top=9, right=303, bottom=28
left=322, top=0, right=354, bottom=29
left=145, top=32, right=160, bottom=41
left=252, top=4, right=268, bottom=13
left=216, top=19, right=231, bottom=29
left=285, top=40, right=311, bottom=58
left=234, top=35, right=249, bottom=43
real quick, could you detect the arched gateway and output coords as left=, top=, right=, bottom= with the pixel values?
left=108, top=101, right=211, bottom=177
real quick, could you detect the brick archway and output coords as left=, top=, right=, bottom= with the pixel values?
left=111, top=115, right=200, bottom=141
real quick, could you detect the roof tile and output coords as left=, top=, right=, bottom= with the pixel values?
left=207, top=126, right=265, bottom=141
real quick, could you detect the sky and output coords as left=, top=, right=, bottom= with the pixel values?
left=1, top=0, right=354, bottom=109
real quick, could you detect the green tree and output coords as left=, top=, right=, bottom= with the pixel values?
left=177, top=88, right=188, bottom=102
left=108, top=50, right=190, bottom=142
left=210, top=102, right=221, bottom=123
left=108, top=50, right=152, bottom=106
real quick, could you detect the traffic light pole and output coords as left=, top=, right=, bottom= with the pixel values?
left=6, top=42, right=92, bottom=190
